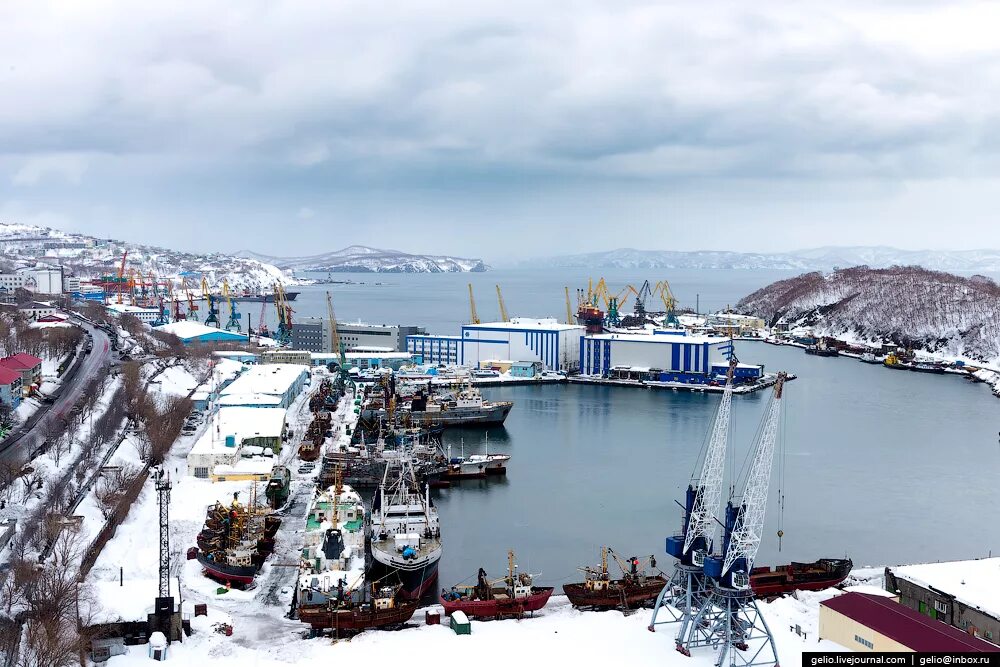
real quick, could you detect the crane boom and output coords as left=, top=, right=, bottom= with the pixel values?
left=468, top=283, right=480, bottom=324
left=496, top=284, right=509, bottom=322
left=721, top=372, right=786, bottom=578
left=565, top=286, right=573, bottom=325
left=326, top=290, right=344, bottom=366
left=682, top=357, right=738, bottom=556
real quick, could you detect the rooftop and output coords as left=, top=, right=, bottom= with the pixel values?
left=0, top=353, right=43, bottom=369
left=189, top=407, right=287, bottom=455
left=585, top=332, right=732, bottom=345
left=0, top=367, right=21, bottom=385
left=464, top=317, right=584, bottom=332
left=892, top=558, right=1000, bottom=620
left=106, top=303, right=159, bottom=314
left=155, top=320, right=249, bottom=341
left=220, top=363, right=308, bottom=398
left=821, top=592, right=998, bottom=651
left=217, top=392, right=284, bottom=407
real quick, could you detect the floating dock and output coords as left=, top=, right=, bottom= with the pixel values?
left=567, top=372, right=793, bottom=394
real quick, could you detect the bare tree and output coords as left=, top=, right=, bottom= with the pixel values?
left=93, top=464, right=140, bottom=520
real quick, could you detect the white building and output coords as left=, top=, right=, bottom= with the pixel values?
left=186, top=406, right=287, bottom=480
left=219, top=363, right=309, bottom=408
left=407, top=317, right=585, bottom=372
left=106, top=303, right=162, bottom=323
left=580, top=332, right=749, bottom=381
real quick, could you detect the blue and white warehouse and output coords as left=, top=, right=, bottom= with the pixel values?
left=407, top=318, right=585, bottom=372
left=580, top=333, right=759, bottom=382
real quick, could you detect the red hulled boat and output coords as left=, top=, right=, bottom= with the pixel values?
left=563, top=547, right=666, bottom=610
left=441, top=551, right=553, bottom=619
left=750, top=558, right=853, bottom=597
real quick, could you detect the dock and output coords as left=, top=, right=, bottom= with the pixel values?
left=566, top=372, right=793, bottom=394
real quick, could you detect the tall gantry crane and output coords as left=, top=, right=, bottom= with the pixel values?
left=115, top=250, right=129, bottom=304
left=202, top=276, right=220, bottom=328
left=677, top=373, right=787, bottom=667
left=649, top=356, right=738, bottom=638
left=273, top=282, right=292, bottom=344
left=326, top=291, right=348, bottom=383
left=222, top=279, right=241, bottom=331
left=656, top=280, right=680, bottom=327
left=182, top=278, right=198, bottom=321
left=256, top=300, right=269, bottom=337
left=496, top=285, right=509, bottom=322
left=565, top=287, right=573, bottom=325
left=468, top=283, right=480, bottom=324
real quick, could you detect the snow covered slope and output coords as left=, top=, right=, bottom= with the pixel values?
left=239, top=246, right=488, bottom=273
left=736, top=266, right=1000, bottom=361
left=534, top=246, right=1000, bottom=272
left=0, top=222, right=295, bottom=290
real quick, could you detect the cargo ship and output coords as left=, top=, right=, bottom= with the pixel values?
left=363, top=385, right=513, bottom=427
left=368, top=460, right=442, bottom=600
left=563, top=547, right=666, bottom=610
left=195, top=492, right=281, bottom=586
left=750, top=558, right=853, bottom=597
left=441, top=551, right=553, bottom=619
left=232, top=290, right=299, bottom=302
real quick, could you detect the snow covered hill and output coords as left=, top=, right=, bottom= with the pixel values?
left=0, top=222, right=293, bottom=291
left=534, top=246, right=1000, bottom=272
left=238, top=246, right=488, bottom=273
left=735, top=266, right=1000, bottom=362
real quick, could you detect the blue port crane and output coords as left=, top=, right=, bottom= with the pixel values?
left=222, top=279, right=241, bottom=332
left=649, top=356, right=738, bottom=638
left=202, top=276, right=220, bottom=328
left=677, top=373, right=787, bottom=667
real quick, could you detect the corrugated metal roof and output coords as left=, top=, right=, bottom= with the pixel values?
left=822, top=592, right=999, bottom=651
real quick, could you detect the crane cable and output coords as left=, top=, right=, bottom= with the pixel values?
left=777, top=391, right=788, bottom=551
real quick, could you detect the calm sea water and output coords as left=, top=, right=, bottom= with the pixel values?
left=289, top=270, right=999, bottom=587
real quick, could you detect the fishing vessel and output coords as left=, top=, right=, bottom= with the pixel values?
left=195, top=490, right=281, bottom=586
left=441, top=550, right=553, bottom=619
left=804, top=341, right=839, bottom=357
left=368, top=459, right=442, bottom=600
left=363, top=384, right=513, bottom=427
left=441, top=437, right=511, bottom=480
left=750, top=558, right=853, bottom=597
left=563, top=547, right=666, bottom=610
left=297, top=582, right=418, bottom=633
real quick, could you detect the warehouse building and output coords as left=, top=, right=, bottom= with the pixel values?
left=886, top=558, right=1000, bottom=643
left=310, top=351, right=417, bottom=371
left=407, top=318, right=585, bottom=372
left=578, top=332, right=760, bottom=384
left=186, top=407, right=287, bottom=481
left=106, top=303, right=162, bottom=323
left=219, top=363, right=309, bottom=408
left=154, top=321, right=249, bottom=344
left=819, top=592, right=998, bottom=651
left=290, top=318, right=426, bottom=353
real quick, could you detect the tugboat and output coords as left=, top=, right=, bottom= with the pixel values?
left=264, top=466, right=291, bottom=509
left=563, top=547, right=666, bottom=610
left=440, top=550, right=553, bottom=619
left=368, top=459, right=442, bottom=600
left=297, top=582, right=418, bottom=633
left=750, top=558, right=853, bottom=597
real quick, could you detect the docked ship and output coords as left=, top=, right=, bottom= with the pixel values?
left=804, top=341, right=839, bottom=357
left=195, top=491, right=281, bottom=586
left=297, top=583, right=418, bottom=633
left=441, top=438, right=511, bottom=480
left=563, top=547, right=666, bottom=610
left=232, top=290, right=299, bottom=302
left=750, top=558, right=853, bottom=597
left=441, top=551, right=553, bottom=619
left=368, top=460, right=442, bottom=600
left=363, top=384, right=513, bottom=428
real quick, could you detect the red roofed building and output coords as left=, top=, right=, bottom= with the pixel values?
left=0, top=353, right=43, bottom=396
left=819, top=592, right=999, bottom=652
left=0, top=367, right=22, bottom=408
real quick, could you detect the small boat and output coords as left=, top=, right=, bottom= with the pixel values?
left=910, top=361, right=946, bottom=374
left=804, top=342, right=839, bottom=357
left=563, top=547, right=666, bottom=610
left=441, top=551, right=553, bottom=619
left=858, top=352, right=882, bottom=364
left=298, top=582, right=419, bottom=633
left=441, top=435, right=511, bottom=480
left=750, top=558, right=853, bottom=597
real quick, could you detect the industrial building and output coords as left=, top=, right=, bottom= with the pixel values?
left=886, top=558, right=1000, bottom=643
left=154, top=321, right=249, bottom=344
left=260, top=350, right=312, bottom=365
left=106, top=303, right=162, bottom=323
left=407, top=318, right=584, bottom=372
left=186, top=407, right=287, bottom=481
left=219, top=363, right=309, bottom=408
left=310, top=351, right=416, bottom=370
left=578, top=332, right=760, bottom=384
left=0, top=266, right=68, bottom=296
left=290, top=317, right=426, bottom=354
left=819, top=592, right=998, bottom=651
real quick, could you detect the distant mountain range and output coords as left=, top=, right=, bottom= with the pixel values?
left=238, top=246, right=488, bottom=273
left=529, top=246, right=1000, bottom=272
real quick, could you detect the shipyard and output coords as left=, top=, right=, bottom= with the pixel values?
left=4, top=4, right=1000, bottom=666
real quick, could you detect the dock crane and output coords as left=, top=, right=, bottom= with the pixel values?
left=326, top=291, right=348, bottom=383
left=496, top=285, right=509, bottom=322
left=171, top=281, right=185, bottom=322
left=115, top=251, right=128, bottom=304
left=565, top=287, right=573, bottom=325
left=650, top=356, right=738, bottom=637
left=632, top=279, right=653, bottom=319
left=256, top=300, right=269, bottom=337
left=202, top=276, right=220, bottom=328
left=656, top=280, right=680, bottom=327
left=677, top=373, right=787, bottom=667
left=468, top=283, right=480, bottom=324
left=182, top=278, right=199, bottom=321
left=222, top=279, right=241, bottom=331
left=273, top=282, right=292, bottom=344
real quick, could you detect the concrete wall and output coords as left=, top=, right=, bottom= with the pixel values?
left=819, top=605, right=912, bottom=652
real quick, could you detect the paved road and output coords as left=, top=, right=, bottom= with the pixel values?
left=0, top=319, right=112, bottom=466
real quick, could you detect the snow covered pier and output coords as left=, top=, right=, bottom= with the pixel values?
left=567, top=372, right=793, bottom=394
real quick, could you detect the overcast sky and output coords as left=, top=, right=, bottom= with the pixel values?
left=3, top=1, right=1000, bottom=259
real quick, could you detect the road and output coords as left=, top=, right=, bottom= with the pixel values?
left=0, top=318, right=112, bottom=465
